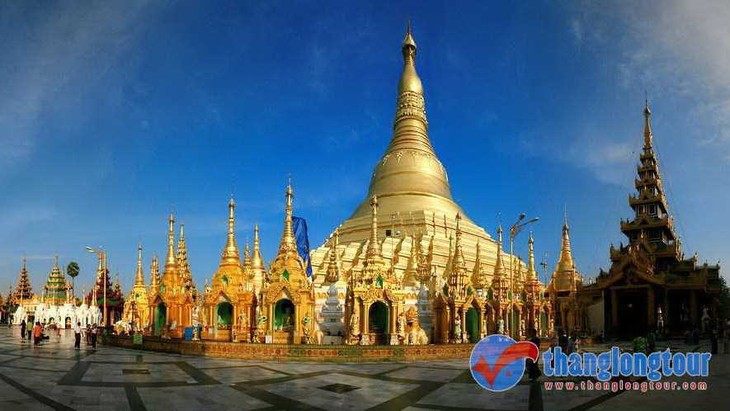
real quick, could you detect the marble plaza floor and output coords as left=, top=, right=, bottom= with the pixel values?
left=0, top=327, right=728, bottom=411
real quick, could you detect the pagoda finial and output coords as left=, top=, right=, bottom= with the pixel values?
left=643, top=95, right=653, bottom=149
left=326, top=227, right=341, bottom=283
left=164, top=214, right=177, bottom=272
left=135, top=243, right=145, bottom=286
left=527, top=233, right=537, bottom=281
left=494, top=225, right=505, bottom=283
left=252, top=224, right=265, bottom=270
left=220, top=197, right=241, bottom=265
left=150, top=255, right=160, bottom=288
left=451, top=212, right=466, bottom=278
left=557, top=213, right=575, bottom=273
left=366, top=195, right=381, bottom=259
left=277, top=181, right=297, bottom=255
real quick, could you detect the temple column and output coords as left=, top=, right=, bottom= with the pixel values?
left=611, top=289, right=619, bottom=329
left=294, top=301, right=302, bottom=344
left=363, top=301, right=370, bottom=335
left=664, top=289, right=669, bottom=329
left=647, top=287, right=655, bottom=329
left=460, top=308, right=466, bottom=342
left=477, top=307, right=484, bottom=337
left=444, top=305, right=451, bottom=342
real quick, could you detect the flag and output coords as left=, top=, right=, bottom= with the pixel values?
left=292, top=216, right=313, bottom=278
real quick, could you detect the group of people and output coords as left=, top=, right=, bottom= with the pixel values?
left=17, top=319, right=99, bottom=349
left=19, top=319, right=48, bottom=345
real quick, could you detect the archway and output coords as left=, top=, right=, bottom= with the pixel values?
left=368, top=301, right=388, bottom=345
left=274, top=299, right=295, bottom=331
left=216, top=302, right=233, bottom=329
left=154, top=303, right=167, bottom=336
left=466, top=307, right=479, bottom=343
left=65, top=317, right=72, bottom=329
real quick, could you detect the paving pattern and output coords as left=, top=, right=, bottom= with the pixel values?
left=0, top=327, right=726, bottom=410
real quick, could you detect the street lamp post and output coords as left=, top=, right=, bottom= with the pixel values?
left=86, top=246, right=108, bottom=327
left=508, top=213, right=539, bottom=339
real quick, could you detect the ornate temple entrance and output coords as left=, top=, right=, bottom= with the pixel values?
left=466, top=307, right=479, bottom=343
left=215, top=302, right=233, bottom=341
left=154, top=303, right=167, bottom=336
left=615, top=288, right=648, bottom=339
left=274, top=299, right=295, bottom=344
left=368, top=301, right=389, bottom=345
left=65, top=317, right=71, bottom=329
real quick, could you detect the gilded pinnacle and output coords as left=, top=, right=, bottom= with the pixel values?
left=220, top=197, right=241, bottom=266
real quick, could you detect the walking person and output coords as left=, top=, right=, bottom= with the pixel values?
left=91, top=324, right=98, bottom=350
left=527, top=328, right=542, bottom=381
left=20, top=319, right=26, bottom=341
left=73, top=322, right=82, bottom=350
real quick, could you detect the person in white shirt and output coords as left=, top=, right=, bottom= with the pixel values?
left=73, top=322, right=82, bottom=350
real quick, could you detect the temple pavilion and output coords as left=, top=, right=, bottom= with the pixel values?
left=572, top=102, right=723, bottom=338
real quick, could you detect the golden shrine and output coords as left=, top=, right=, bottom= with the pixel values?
left=148, top=215, right=196, bottom=338
left=116, top=24, right=580, bottom=346
left=259, top=184, right=317, bottom=344
left=201, top=198, right=256, bottom=342
left=122, top=245, right=150, bottom=330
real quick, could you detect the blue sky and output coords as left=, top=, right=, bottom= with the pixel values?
left=1, top=1, right=728, bottom=295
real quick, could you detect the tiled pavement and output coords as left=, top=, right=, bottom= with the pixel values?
left=0, top=327, right=727, bottom=410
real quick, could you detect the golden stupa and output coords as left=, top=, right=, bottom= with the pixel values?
left=311, top=25, right=522, bottom=289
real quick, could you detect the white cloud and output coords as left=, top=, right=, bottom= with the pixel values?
left=0, top=2, right=162, bottom=174
left=569, top=0, right=730, bottom=157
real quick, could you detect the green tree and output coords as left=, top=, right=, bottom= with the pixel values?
left=66, top=261, right=80, bottom=294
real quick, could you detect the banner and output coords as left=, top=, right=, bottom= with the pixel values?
left=292, top=216, right=313, bottom=277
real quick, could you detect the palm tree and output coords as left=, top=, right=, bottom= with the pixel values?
left=66, top=262, right=80, bottom=296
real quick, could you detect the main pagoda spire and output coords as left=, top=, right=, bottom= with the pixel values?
left=348, top=23, right=467, bottom=221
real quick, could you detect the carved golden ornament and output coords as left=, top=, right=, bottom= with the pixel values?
left=395, top=91, right=427, bottom=124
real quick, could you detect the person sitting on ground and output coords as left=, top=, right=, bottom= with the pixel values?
left=33, top=321, right=43, bottom=345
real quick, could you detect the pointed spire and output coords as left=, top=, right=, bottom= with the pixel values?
left=452, top=213, right=465, bottom=270
left=365, top=195, right=381, bottom=259
left=243, top=243, right=252, bottom=267
left=277, top=182, right=297, bottom=255
left=494, top=225, right=505, bottom=281
left=220, top=197, right=241, bottom=266
left=150, top=255, right=160, bottom=289
left=252, top=224, right=265, bottom=271
left=326, top=227, right=341, bottom=283
left=448, top=213, right=469, bottom=294
left=527, top=233, right=537, bottom=281
left=472, top=240, right=485, bottom=289
left=135, top=244, right=145, bottom=286
left=644, top=94, right=653, bottom=150
left=557, top=214, right=576, bottom=273
left=164, top=214, right=177, bottom=274
left=177, top=223, right=193, bottom=282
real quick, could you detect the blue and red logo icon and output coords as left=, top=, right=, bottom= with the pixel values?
left=470, top=334, right=539, bottom=392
